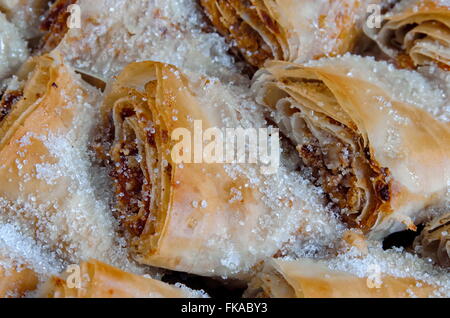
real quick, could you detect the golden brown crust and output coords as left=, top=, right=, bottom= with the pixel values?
left=0, top=53, right=83, bottom=202
left=0, top=52, right=103, bottom=262
left=200, top=0, right=274, bottom=67
left=100, top=61, right=302, bottom=277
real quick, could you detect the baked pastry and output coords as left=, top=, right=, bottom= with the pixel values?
left=0, top=260, right=38, bottom=298
left=39, top=0, right=77, bottom=53
left=100, top=60, right=309, bottom=277
left=365, top=0, right=450, bottom=70
left=414, top=213, right=450, bottom=268
left=252, top=58, right=450, bottom=238
left=199, top=0, right=378, bottom=67
left=1, top=0, right=449, bottom=299
left=246, top=258, right=438, bottom=298
left=37, top=0, right=239, bottom=82
left=0, top=12, right=28, bottom=81
left=39, top=259, right=206, bottom=298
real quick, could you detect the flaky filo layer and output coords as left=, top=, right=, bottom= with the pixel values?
left=101, top=61, right=303, bottom=278
left=200, top=0, right=378, bottom=67
left=39, top=259, right=206, bottom=298
left=245, top=259, right=439, bottom=298
left=0, top=52, right=91, bottom=206
left=252, top=60, right=450, bottom=239
left=0, top=51, right=108, bottom=263
left=365, top=0, right=450, bottom=70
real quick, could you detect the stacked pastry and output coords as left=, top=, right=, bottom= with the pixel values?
left=0, top=0, right=449, bottom=299
left=0, top=53, right=85, bottom=218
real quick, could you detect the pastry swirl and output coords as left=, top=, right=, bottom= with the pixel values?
left=365, top=0, right=450, bottom=70
left=252, top=59, right=450, bottom=238
left=200, top=0, right=378, bottom=67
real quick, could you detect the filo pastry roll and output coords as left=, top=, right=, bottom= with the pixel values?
left=0, top=51, right=117, bottom=265
left=200, top=0, right=378, bottom=67
left=252, top=59, right=450, bottom=239
left=100, top=61, right=302, bottom=277
left=40, top=259, right=206, bottom=298
left=245, top=259, right=439, bottom=298
left=365, top=0, right=450, bottom=70
left=414, top=213, right=450, bottom=268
